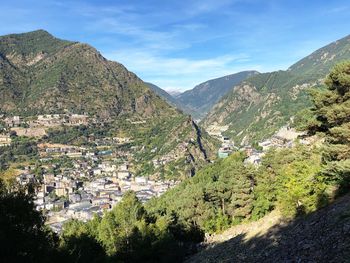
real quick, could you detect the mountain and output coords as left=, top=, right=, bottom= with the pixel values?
left=144, top=82, right=190, bottom=112
left=203, top=34, right=350, bottom=145
left=176, top=71, right=259, bottom=119
left=0, top=30, right=175, bottom=119
left=0, top=30, right=219, bottom=177
left=167, top=90, right=182, bottom=97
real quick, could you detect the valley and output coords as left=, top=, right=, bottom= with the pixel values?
left=1, top=26, right=350, bottom=263
left=202, top=34, right=350, bottom=145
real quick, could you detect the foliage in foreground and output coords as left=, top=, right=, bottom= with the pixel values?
left=147, top=152, right=255, bottom=234
left=0, top=180, right=58, bottom=263
left=60, top=191, right=200, bottom=262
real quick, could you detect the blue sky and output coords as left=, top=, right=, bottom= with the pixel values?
left=1, top=0, right=350, bottom=91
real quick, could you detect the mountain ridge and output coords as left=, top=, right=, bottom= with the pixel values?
left=144, top=82, right=191, bottom=113
left=0, top=29, right=219, bottom=179
left=0, top=30, right=176, bottom=118
left=203, top=34, right=350, bottom=144
left=175, top=71, right=259, bottom=119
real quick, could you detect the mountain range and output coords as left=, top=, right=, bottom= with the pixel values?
left=132, top=33, right=350, bottom=146
left=175, top=71, right=259, bottom=119
left=1, top=28, right=350, bottom=263
left=144, top=82, right=191, bottom=114
left=0, top=30, right=218, bottom=177
left=203, top=34, right=350, bottom=144
left=1, top=30, right=350, bottom=170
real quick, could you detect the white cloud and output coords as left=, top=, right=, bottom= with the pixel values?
left=104, top=49, right=260, bottom=91
left=87, top=17, right=187, bottom=51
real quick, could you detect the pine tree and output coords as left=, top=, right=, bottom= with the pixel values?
left=309, top=61, right=350, bottom=191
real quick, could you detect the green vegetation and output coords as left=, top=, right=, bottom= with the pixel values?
left=45, top=124, right=111, bottom=146
left=129, top=115, right=218, bottom=179
left=0, top=30, right=219, bottom=180
left=0, top=180, right=201, bottom=262
left=0, top=136, right=38, bottom=171
left=146, top=144, right=327, bottom=233
left=60, top=191, right=200, bottom=262
left=149, top=61, right=350, bottom=233
left=176, top=71, right=258, bottom=119
left=204, top=34, right=350, bottom=144
left=306, top=61, right=350, bottom=194
left=0, top=180, right=58, bottom=262
left=1, top=62, right=350, bottom=262
left=146, top=152, right=254, bottom=233
left=0, top=30, right=73, bottom=57
left=0, top=30, right=177, bottom=118
left=251, top=145, right=326, bottom=219
left=41, top=114, right=218, bottom=179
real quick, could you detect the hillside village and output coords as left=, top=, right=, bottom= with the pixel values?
left=0, top=113, right=180, bottom=233
left=1, top=22, right=350, bottom=262
left=208, top=122, right=308, bottom=165
left=0, top=112, right=317, bottom=234
left=17, top=159, right=178, bottom=233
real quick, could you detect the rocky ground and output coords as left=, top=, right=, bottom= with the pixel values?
left=186, top=194, right=350, bottom=263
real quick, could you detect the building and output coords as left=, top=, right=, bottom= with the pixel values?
left=113, top=137, right=131, bottom=144
left=135, top=177, right=148, bottom=184
left=69, top=114, right=88, bottom=125
left=218, top=150, right=230, bottom=158
left=0, top=134, right=11, bottom=146
left=66, top=151, right=83, bottom=158
left=55, top=188, right=66, bottom=197
left=218, top=146, right=233, bottom=158
left=4, top=116, right=21, bottom=127
left=117, top=171, right=130, bottom=180
left=244, top=154, right=263, bottom=165
left=37, top=114, right=62, bottom=126
left=69, top=193, right=82, bottom=203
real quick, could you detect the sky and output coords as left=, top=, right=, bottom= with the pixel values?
left=1, top=0, right=350, bottom=92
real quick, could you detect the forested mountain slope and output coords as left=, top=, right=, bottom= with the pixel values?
left=145, top=82, right=191, bottom=113
left=176, top=71, right=259, bottom=119
left=0, top=30, right=219, bottom=178
left=203, top=34, right=350, bottom=145
left=0, top=30, right=174, bottom=118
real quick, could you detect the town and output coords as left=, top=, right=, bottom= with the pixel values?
left=207, top=119, right=312, bottom=165
left=0, top=113, right=312, bottom=234
left=0, top=113, right=179, bottom=233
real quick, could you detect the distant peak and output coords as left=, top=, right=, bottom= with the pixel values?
left=30, top=29, right=50, bottom=34
left=0, top=29, right=74, bottom=57
left=30, top=29, right=52, bottom=36
left=2, top=29, right=54, bottom=39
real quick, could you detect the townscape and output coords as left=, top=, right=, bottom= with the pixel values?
left=0, top=113, right=179, bottom=233
left=208, top=122, right=308, bottom=165
left=1, top=11, right=350, bottom=261
left=0, top=112, right=317, bottom=234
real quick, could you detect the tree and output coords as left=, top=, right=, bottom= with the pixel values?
left=0, top=180, right=58, bottom=263
left=60, top=191, right=191, bottom=262
left=277, top=158, right=324, bottom=217
left=252, top=145, right=326, bottom=219
left=308, top=61, right=350, bottom=192
left=59, top=219, right=106, bottom=263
